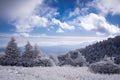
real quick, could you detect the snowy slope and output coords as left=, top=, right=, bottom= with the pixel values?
left=0, top=66, right=120, bottom=80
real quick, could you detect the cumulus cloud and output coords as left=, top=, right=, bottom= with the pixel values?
left=69, top=8, right=80, bottom=17
left=0, top=0, right=77, bottom=35
left=0, top=0, right=60, bottom=34
left=15, top=15, right=49, bottom=33
left=80, top=13, right=120, bottom=35
left=56, top=28, right=64, bottom=33
left=0, top=0, right=44, bottom=33
left=52, top=18, right=75, bottom=30
left=68, top=7, right=88, bottom=18
left=91, top=0, right=120, bottom=15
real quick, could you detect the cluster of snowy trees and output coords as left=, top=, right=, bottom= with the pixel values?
left=0, top=37, right=56, bottom=67
left=58, top=50, right=87, bottom=66
left=0, top=37, right=87, bottom=67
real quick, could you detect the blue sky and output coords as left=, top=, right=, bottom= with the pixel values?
left=0, top=0, right=120, bottom=47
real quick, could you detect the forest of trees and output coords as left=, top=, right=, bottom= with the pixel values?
left=58, top=36, right=120, bottom=66
left=77, top=36, right=120, bottom=64
left=0, top=37, right=87, bottom=67
left=57, top=36, right=120, bottom=74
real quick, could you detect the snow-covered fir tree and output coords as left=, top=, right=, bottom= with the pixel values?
left=6, top=37, right=20, bottom=57
left=3, top=37, right=21, bottom=65
left=33, top=45, right=43, bottom=58
left=23, top=42, right=34, bottom=58
left=22, top=42, right=34, bottom=66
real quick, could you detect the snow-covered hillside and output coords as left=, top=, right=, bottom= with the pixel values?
left=0, top=66, right=120, bottom=80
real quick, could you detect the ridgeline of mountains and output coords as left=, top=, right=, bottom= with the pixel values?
left=58, top=36, right=120, bottom=64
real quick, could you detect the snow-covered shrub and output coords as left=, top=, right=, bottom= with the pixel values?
left=40, top=57, right=54, bottom=67
left=89, top=61, right=120, bottom=74
left=49, top=54, right=59, bottom=66
left=32, top=56, right=54, bottom=67
left=72, top=51, right=87, bottom=66
left=58, top=50, right=87, bottom=66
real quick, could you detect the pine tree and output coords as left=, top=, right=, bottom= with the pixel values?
left=4, top=37, right=21, bottom=65
left=33, top=45, right=41, bottom=58
left=21, top=42, right=34, bottom=66
left=23, top=42, right=34, bottom=58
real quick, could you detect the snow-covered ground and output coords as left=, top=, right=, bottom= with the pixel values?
left=0, top=66, right=120, bottom=80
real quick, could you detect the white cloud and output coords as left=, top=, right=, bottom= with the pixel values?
left=56, top=28, right=64, bottom=33
left=91, top=0, right=120, bottom=15
left=15, top=15, right=48, bottom=33
left=0, top=0, right=59, bottom=34
left=96, top=32, right=106, bottom=36
left=38, top=6, right=59, bottom=18
left=30, top=15, right=48, bottom=27
left=69, top=8, right=80, bottom=17
left=19, top=33, right=30, bottom=37
left=69, top=7, right=88, bottom=18
left=80, top=13, right=120, bottom=35
left=0, top=0, right=45, bottom=33
left=6, top=0, right=43, bottom=20
left=52, top=18, right=75, bottom=30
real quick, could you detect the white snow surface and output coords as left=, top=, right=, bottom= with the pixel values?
left=0, top=66, right=120, bottom=80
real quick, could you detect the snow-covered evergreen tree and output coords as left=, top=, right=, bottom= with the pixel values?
left=2, top=37, right=21, bottom=65
left=22, top=42, right=34, bottom=66
left=6, top=37, right=20, bottom=57
left=23, top=42, right=35, bottom=58
left=33, top=45, right=44, bottom=58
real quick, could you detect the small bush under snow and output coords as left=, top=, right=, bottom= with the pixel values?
left=89, top=61, right=120, bottom=74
